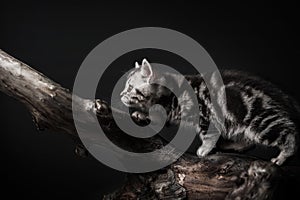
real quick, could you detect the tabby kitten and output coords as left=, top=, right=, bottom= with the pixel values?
left=120, top=59, right=299, bottom=165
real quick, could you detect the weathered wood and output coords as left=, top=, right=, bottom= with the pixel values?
left=103, top=154, right=281, bottom=200
left=0, top=49, right=282, bottom=199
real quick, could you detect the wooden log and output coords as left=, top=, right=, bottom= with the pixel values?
left=0, top=49, right=283, bottom=200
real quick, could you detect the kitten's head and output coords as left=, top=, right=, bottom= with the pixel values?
left=120, top=59, right=168, bottom=110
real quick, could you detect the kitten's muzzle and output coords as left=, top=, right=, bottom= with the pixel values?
left=121, top=95, right=136, bottom=106
left=120, top=90, right=126, bottom=96
left=121, top=95, right=131, bottom=104
left=121, top=95, right=142, bottom=108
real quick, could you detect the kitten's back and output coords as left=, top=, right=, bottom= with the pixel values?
left=221, top=69, right=300, bottom=124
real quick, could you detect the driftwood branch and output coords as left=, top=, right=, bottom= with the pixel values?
left=0, top=49, right=284, bottom=199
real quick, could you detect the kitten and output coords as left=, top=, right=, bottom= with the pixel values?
left=120, top=59, right=299, bottom=165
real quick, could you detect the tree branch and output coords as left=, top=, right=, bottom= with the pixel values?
left=0, top=49, right=283, bottom=200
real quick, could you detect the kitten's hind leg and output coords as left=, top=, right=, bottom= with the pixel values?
left=270, top=134, right=297, bottom=165
left=271, top=152, right=289, bottom=166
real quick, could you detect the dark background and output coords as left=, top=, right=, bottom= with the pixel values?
left=0, top=1, right=299, bottom=199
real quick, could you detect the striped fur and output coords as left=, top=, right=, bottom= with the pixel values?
left=120, top=59, right=299, bottom=165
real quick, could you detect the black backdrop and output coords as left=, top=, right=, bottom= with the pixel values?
left=0, top=1, right=299, bottom=199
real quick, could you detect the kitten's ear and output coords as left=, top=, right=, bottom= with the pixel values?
left=141, top=58, right=153, bottom=77
left=135, top=62, right=140, bottom=69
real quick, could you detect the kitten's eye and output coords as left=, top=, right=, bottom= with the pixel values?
left=135, top=89, right=145, bottom=97
left=128, top=84, right=133, bottom=91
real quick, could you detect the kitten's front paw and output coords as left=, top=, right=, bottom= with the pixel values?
left=95, top=99, right=111, bottom=115
left=131, top=111, right=148, bottom=123
left=196, top=147, right=210, bottom=157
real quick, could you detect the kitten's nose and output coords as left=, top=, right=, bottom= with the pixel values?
left=120, top=90, right=126, bottom=96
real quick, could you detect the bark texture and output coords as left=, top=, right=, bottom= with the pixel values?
left=0, top=49, right=284, bottom=200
